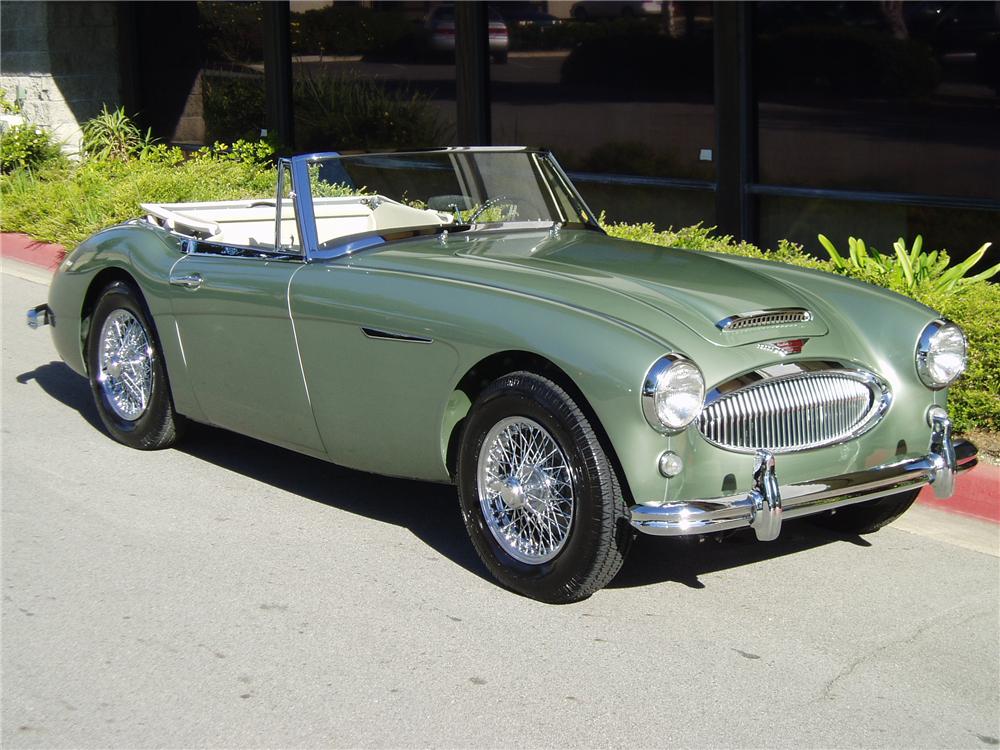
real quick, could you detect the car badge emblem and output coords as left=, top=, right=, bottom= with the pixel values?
left=757, top=338, right=807, bottom=357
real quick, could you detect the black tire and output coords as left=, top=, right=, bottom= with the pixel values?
left=86, top=280, right=185, bottom=450
left=809, top=488, right=920, bottom=535
left=457, top=372, right=632, bottom=603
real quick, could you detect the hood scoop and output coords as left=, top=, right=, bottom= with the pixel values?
left=717, top=308, right=813, bottom=333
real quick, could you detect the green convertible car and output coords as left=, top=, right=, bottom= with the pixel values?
left=28, top=148, right=977, bottom=602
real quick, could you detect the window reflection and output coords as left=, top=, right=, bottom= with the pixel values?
left=491, top=2, right=715, bottom=226
left=755, top=1, right=1000, bottom=201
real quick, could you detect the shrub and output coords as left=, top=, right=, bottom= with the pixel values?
left=818, top=234, right=998, bottom=296
left=81, top=105, right=157, bottom=161
left=0, top=149, right=275, bottom=248
left=0, top=124, right=65, bottom=174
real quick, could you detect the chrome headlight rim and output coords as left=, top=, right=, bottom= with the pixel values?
left=641, top=354, right=706, bottom=433
left=915, top=319, right=967, bottom=390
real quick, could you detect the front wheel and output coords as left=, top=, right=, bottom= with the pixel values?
left=809, top=488, right=920, bottom=534
left=86, top=280, right=184, bottom=450
left=457, top=372, right=632, bottom=603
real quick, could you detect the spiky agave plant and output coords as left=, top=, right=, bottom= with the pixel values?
left=818, top=234, right=998, bottom=295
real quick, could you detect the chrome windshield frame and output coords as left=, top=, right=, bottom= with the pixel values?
left=288, top=148, right=602, bottom=262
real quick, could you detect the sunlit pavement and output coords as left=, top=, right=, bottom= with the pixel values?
left=3, top=263, right=998, bottom=748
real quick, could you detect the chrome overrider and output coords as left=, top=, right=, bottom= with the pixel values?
left=629, top=408, right=977, bottom=541
left=26, top=304, right=53, bottom=329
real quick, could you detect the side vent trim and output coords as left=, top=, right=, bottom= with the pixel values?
left=361, top=327, right=433, bottom=344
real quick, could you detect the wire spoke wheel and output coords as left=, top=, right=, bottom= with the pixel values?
left=97, top=309, right=153, bottom=421
left=477, top=416, right=574, bottom=564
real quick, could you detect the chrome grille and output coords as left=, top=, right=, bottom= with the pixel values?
left=698, top=371, right=887, bottom=453
left=718, top=308, right=812, bottom=332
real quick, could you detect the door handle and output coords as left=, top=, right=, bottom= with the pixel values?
left=170, top=272, right=203, bottom=289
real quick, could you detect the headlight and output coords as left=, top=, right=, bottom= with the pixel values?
left=642, top=355, right=705, bottom=432
left=916, top=320, right=967, bottom=389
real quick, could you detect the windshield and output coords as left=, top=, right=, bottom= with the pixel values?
left=303, top=149, right=596, bottom=250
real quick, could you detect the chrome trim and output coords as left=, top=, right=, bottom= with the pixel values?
left=168, top=272, right=203, bottom=289
left=915, top=318, right=967, bottom=390
left=641, top=354, right=705, bottom=433
left=698, top=367, right=891, bottom=454
left=361, top=327, right=433, bottom=344
left=26, top=304, right=52, bottom=329
left=716, top=308, right=813, bottom=332
left=629, top=437, right=977, bottom=540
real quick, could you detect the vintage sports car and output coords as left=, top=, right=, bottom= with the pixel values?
left=28, top=147, right=978, bottom=603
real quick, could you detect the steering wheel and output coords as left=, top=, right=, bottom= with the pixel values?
left=467, top=195, right=545, bottom=224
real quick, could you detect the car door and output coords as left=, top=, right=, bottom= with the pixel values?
left=167, top=250, right=325, bottom=454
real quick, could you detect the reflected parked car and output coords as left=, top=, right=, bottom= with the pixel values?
left=491, top=2, right=561, bottom=28
left=427, top=4, right=509, bottom=63
left=571, top=1, right=663, bottom=21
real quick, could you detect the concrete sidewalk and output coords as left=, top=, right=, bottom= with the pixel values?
left=3, top=230, right=996, bottom=525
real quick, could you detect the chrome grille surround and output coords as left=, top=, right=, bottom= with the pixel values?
left=698, top=367, right=891, bottom=454
left=717, top=308, right=812, bottom=332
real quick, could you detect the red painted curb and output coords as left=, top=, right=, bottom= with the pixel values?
left=0, top=233, right=66, bottom=270
left=918, top=462, right=999, bottom=523
left=3, top=233, right=997, bottom=524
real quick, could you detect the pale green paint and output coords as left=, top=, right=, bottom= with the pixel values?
left=47, top=221, right=948, bottom=506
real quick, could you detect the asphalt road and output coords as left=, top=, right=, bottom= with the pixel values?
left=3, top=266, right=998, bottom=749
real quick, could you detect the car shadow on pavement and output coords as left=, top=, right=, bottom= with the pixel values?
left=19, top=360, right=872, bottom=593
left=610, top=526, right=870, bottom=590
left=16, top=361, right=103, bottom=431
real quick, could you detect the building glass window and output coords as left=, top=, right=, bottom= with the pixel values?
left=755, top=1, right=1000, bottom=203
left=490, top=1, right=716, bottom=227
left=758, top=196, right=999, bottom=261
left=287, top=1, right=456, bottom=152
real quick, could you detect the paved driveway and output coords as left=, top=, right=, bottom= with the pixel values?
left=3, top=267, right=998, bottom=748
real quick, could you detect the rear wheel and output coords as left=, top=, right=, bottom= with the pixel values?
left=457, top=372, right=632, bottom=603
left=809, top=488, right=920, bottom=534
left=86, top=280, right=184, bottom=450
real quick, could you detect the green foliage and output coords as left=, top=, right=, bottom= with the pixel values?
left=0, top=124, right=65, bottom=174
left=602, top=216, right=827, bottom=270
left=81, top=105, right=157, bottom=161
left=935, top=284, right=1000, bottom=432
left=1, top=87, right=22, bottom=114
left=1, top=150, right=275, bottom=248
left=818, top=234, right=999, bottom=295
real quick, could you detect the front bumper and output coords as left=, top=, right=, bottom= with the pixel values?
left=630, top=410, right=978, bottom=541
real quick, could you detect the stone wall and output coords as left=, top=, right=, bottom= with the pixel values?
left=1, top=1, right=121, bottom=150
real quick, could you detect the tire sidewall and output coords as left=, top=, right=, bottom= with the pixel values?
left=86, top=282, right=172, bottom=449
left=458, top=375, right=612, bottom=600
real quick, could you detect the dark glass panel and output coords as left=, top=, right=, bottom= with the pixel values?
left=575, top=179, right=716, bottom=229
left=758, top=195, right=999, bottom=264
left=196, top=1, right=267, bottom=144
left=755, top=1, right=1000, bottom=201
left=491, top=1, right=716, bottom=230
left=287, top=1, right=456, bottom=152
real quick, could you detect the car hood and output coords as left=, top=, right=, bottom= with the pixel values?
left=360, top=229, right=831, bottom=348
